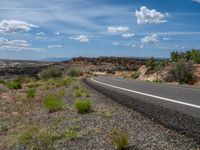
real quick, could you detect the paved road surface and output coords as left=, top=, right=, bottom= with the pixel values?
left=85, top=76, right=200, bottom=142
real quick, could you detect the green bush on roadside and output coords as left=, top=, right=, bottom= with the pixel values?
left=67, top=68, right=82, bottom=77
left=0, top=79, right=5, bottom=84
left=7, top=81, right=22, bottom=90
left=167, top=61, right=195, bottom=84
left=44, top=95, right=64, bottom=112
left=26, top=88, right=36, bottom=98
left=39, top=67, right=62, bottom=79
left=75, top=99, right=91, bottom=114
left=111, top=129, right=129, bottom=150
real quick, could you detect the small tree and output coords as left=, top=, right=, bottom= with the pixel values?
left=169, top=61, right=194, bottom=84
left=39, top=67, right=62, bottom=79
left=67, top=68, right=82, bottom=77
left=145, top=57, right=156, bottom=71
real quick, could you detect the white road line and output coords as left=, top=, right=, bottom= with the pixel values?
left=91, top=77, right=200, bottom=109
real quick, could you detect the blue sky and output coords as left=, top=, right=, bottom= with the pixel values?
left=0, top=0, right=200, bottom=60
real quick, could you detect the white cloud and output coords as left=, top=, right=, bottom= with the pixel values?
left=107, top=26, right=129, bottom=33
left=69, top=35, right=90, bottom=42
left=112, top=41, right=119, bottom=46
left=54, top=32, right=61, bottom=35
left=135, top=6, right=168, bottom=25
left=192, top=0, right=200, bottom=3
left=122, top=33, right=135, bottom=38
left=0, top=37, right=43, bottom=51
left=141, top=34, right=159, bottom=44
left=36, top=32, right=45, bottom=36
left=132, top=44, right=136, bottom=48
left=48, top=44, right=62, bottom=48
left=162, top=37, right=170, bottom=41
left=0, top=20, right=37, bottom=33
left=140, top=45, right=144, bottom=48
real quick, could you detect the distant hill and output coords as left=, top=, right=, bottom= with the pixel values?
left=39, top=57, right=72, bottom=62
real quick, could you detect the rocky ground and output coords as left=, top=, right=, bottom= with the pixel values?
left=0, top=76, right=199, bottom=150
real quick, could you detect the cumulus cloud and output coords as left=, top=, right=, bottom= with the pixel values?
left=132, top=44, right=136, bottom=48
left=48, top=44, right=62, bottom=48
left=135, top=6, right=168, bottom=25
left=112, top=41, right=119, bottom=46
left=107, top=26, right=129, bottom=33
left=36, top=32, right=45, bottom=36
left=0, top=37, right=43, bottom=51
left=36, top=32, right=46, bottom=39
left=141, top=34, right=159, bottom=44
left=192, top=0, right=200, bottom=3
left=0, top=20, right=37, bottom=33
left=69, top=35, right=89, bottom=42
left=163, top=37, right=170, bottom=41
left=122, top=33, right=135, bottom=38
left=54, top=32, right=61, bottom=35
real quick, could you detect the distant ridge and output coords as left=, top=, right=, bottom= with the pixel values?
left=39, top=57, right=72, bottom=62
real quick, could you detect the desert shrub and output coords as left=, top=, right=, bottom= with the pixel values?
left=3, top=126, right=60, bottom=149
left=14, top=76, right=32, bottom=84
left=145, top=57, right=157, bottom=71
left=63, top=129, right=78, bottom=140
left=55, top=78, right=74, bottom=87
left=26, top=88, right=36, bottom=98
left=106, top=69, right=115, bottom=74
left=112, top=129, right=129, bottom=150
left=75, top=99, right=91, bottom=113
left=167, top=61, right=194, bottom=84
left=0, top=79, right=5, bottom=84
left=74, top=86, right=90, bottom=98
left=44, top=95, right=64, bottom=112
left=67, top=68, right=82, bottom=77
left=131, top=71, right=140, bottom=79
left=39, top=66, right=62, bottom=79
left=7, top=81, right=22, bottom=90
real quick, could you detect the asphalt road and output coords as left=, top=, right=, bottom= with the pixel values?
left=85, top=76, right=200, bottom=142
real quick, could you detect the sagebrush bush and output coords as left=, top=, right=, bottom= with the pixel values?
left=39, top=67, right=62, bottom=79
left=26, top=88, right=36, bottom=98
left=74, top=86, right=90, bottom=98
left=167, top=61, right=194, bottom=84
left=7, top=81, right=22, bottom=90
left=112, top=129, right=129, bottom=150
left=0, top=79, right=5, bottom=84
left=3, top=126, right=60, bottom=149
left=67, top=68, right=82, bottom=77
left=75, top=99, right=91, bottom=113
left=44, top=95, right=64, bottom=112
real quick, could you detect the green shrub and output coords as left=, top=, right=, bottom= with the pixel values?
left=39, top=67, right=62, bottom=79
left=112, top=129, right=129, bottom=150
left=26, top=88, right=36, bottom=98
left=168, top=61, right=194, bottom=84
left=44, top=95, right=64, bottom=112
left=63, top=129, right=78, bottom=140
left=0, top=79, right=5, bottom=84
left=74, top=86, right=90, bottom=98
left=75, top=88, right=82, bottom=98
left=75, top=99, right=91, bottom=113
left=67, top=68, right=82, bottom=77
left=7, top=81, right=22, bottom=90
left=55, top=78, right=74, bottom=87
left=14, top=76, right=32, bottom=84
left=145, top=57, right=157, bottom=71
left=3, top=126, right=60, bottom=149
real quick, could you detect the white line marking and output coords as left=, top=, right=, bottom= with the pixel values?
left=91, top=77, right=200, bottom=109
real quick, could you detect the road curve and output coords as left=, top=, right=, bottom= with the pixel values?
left=84, top=76, right=200, bottom=143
